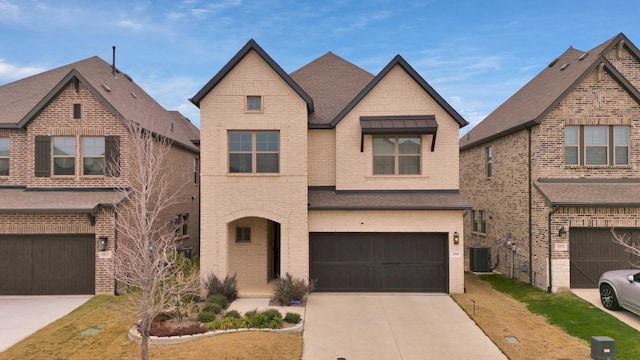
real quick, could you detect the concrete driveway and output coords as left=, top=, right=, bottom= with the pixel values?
left=572, top=289, right=640, bottom=332
left=302, top=293, right=506, bottom=360
left=0, top=295, right=91, bottom=353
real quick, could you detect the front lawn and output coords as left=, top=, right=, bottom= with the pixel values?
left=0, top=294, right=302, bottom=360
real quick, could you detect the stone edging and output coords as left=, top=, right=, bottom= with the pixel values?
left=128, top=321, right=304, bottom=345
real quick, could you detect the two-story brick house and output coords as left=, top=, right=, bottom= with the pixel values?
left=460, top=33, right=640, bottom=292
left=0, top=56, right=200, bottom=295
left=192, top=40, right=470, bottom=294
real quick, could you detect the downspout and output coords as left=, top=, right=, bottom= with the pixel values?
left=547, top=206, right=559, bottom=293
left=114, top=208, right=119, bottom=296
left=528, top=128, right=533, bottom=285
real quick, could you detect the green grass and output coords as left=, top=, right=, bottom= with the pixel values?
left=481, top=274, right=640, bottom=360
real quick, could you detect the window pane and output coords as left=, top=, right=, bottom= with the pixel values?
left=585, top=126, right=607, bottom=145
left=565, top=147, right=578, bottom=165
left=229, top=153, right=251, bottom=173
left=615, top=147, right=628, bottom=165
left=614, top=126, right=628, bottom=145
left=247, top=96, right=261, bottom=111
left=54, top=137, right=75, bottom=155
left=229, top=132, right=252, bottom=151
left=256, top=131, right=279, bottom=151
left=0, top=159, right=8, bottom=176
left=83, top=137, right=105, bottom=156
left=54, top=157, right=75, bottom=175
left=84, top=157, right=105, bottom=175
left=0, top=138, right=8, bottom=156
left=373, top=136, right=395, bottom=155
left=373, top=156, right=394, bottom=174
left=564, top=126, right=578, bottom=145
left=585, top=147, right=607, bottom=165
left=399, top=156, right=420, bottom=174
left=256, top=153, right=279, bottom=173
left=398, top=137, right=420, bottom=154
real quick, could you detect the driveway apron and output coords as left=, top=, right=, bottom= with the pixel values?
left=0, top=295, right=91, bottom=353
left=303, top=293, right=506, bottom=360
left=572, top=289, right=640, bottom=332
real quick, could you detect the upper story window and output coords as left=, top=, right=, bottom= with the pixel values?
left=485, top=146, right=493, bottom=177
left=83, top=137, right=105, bottom=175
left=53, top=137, right=76, bottom=175
left=373, top=135, right=420, bottom=175
left=0, top=138, right=9, bottom=176
left=228, top=131, right=279, bottom=173
left=73, top=103, right=82, bottom=119
left=35, top=135, right=120, bottom=178
left=247, top=96, right=262, bottom=112
left=564, top=125, right=628, bottom=166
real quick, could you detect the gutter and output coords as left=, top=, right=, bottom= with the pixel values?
left=547, top=206, right=559, bottom=293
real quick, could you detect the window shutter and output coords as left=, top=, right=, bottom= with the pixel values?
left=34, top=136, right=51, bottom=177
left=105, top=136, right=120, bottom=177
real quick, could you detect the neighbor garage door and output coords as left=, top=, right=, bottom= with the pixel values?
left=0, top=234, right=95, bottom=295
left=310, top=232, right=448, bottom=292
left=570, top=228, right=640, bottom=288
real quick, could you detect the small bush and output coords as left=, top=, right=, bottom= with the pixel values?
left=206, top=294, right=229, bottom=309
left=204, top=272, right=238, bottom=301
left=223, top=310, right=241, bottom=319
left=197, top=311, right=216, bottom=323
left=201, top=302, right=222, bottom=315
left=272, top=273, right=316, bottom=306
left=208, top=317, right=242, bottom=330
left=262, top=309, right=282, bottom=322
left=284, top=312, right=301, bottom=324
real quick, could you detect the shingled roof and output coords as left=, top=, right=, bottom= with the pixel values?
left=534, top=179, right=640, bottom=207
left=309, top=187, right=471, bottom=210
left=460, top=33, right=640, bottom=150
left=0, top=56, right=199, bottom=152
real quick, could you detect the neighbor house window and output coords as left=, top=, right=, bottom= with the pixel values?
left=53, top=137, right=76, bottom=175
left=0, top=138, right=8, bottom=176
left=472, top=210, right=487, bottom=234
left=247, top=96, right=262, bottom=111
left=373, top=135, right=420, bottom=175
left=235, top=226, right=251, bottom=242
left=83, top=137, right=105, bottom=175
left=485, top=146, right=493, bottom=177
left=564, top=125, right=629, bottom=166
left=228, top=131, right=279, bottom=173
left=194, top=158, right=199, bottom=184
left=174, top=213, right=190, bottom=238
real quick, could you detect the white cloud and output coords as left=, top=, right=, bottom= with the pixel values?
left=0, top=59, right=45, bottom=82
left=0, top=0, right=21, bottom=22
left=335, top=11, right=390, bottom=33
left=117, top=19, right=143, bottom=31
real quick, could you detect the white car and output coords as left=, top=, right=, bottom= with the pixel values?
left=599, top=270, right=640, bottom=316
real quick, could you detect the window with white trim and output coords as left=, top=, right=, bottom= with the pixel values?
left=83, top=137, right=105, bottom=175
left=372, top=135, right=420, bottom=175
left=228, top=131, right=279, bottom=173
left=0, top=138, right=8, bottom=176
left=485, top=146, right=493, bottom=177
left=53, top=137, right=76, bottom=175
left=472, top=210, right=487, bottom=234
left=247, top=96, right=262, bottom=112
left=564, top=125, right=629, bottom=166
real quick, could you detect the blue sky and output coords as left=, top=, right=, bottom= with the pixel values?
left=1, top=0, right=639, bottom=133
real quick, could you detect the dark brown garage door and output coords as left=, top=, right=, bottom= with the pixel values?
left=570, top=228, right=640, bottom=288
left=310, top=232, right=448, bottom=292
left=0, top=234, right=95, bottom=295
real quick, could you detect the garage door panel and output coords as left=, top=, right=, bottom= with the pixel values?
left=0, top=237, right=32, bottom=294
left=310, top=232, right=448, bottom=292
left=0, top=235, right=95, bottom=295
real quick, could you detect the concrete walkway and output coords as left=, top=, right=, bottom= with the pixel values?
left=572, top=289, right=640, bottom=332
left=302, top=293, right=506, bottom=360
left=0, top=295, right=92, bottom=353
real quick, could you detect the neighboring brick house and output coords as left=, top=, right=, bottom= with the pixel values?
left=191, top=40, right=470, bottom=294
left=460, top=33, right=640, bottom=292
left=0, top=56, right=200, bottom=295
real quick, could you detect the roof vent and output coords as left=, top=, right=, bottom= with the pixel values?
left=130, top=92, right=137, bottom=99
left=101, top=84, right=112, bottom=92
left=548, top=57, right=560, bottom=67
left=578, top=52, right=589, bottom=61
left=560, top=63, right=570, bottom=71
left=123, top=73, right=133, bottom=82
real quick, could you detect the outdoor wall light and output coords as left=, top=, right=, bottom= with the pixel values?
left=99, top=236, right=109, bottom=251
left=453, top=231, right=460, bottom=245
left=558, top=226, right=567, bottom=239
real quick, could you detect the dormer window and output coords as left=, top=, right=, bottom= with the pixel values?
left=247, top=96, right=262, bottom=112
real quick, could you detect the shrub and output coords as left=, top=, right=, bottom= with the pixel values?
left=206, top=294, right=229, bottom=309
left=201, top=302, right=222, bottom=315
left=242, top=309, right=283, bottom=329
left=148, top=322, right=208, bottom=337
left=272, top=273, right=316, bottom=306
left=223, top=310, right=241, bottom=319
left=197, top=311, right=216, bottom=323
left=204, top=272, right=238, bottom=301
left=208, top=317, right=242, bottom=330
left=262, top=309, right=282, bottom=322
left=284, top=312, right=301, bottom=324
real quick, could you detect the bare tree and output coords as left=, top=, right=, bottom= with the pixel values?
left=114, top=121, right=200, bottom=360
left=610, top=228, right=640, bottom=268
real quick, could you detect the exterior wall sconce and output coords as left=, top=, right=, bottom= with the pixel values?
left=99, top=236, right=109, bottom=251
left=453, top=231, right=460, bottom=245
left=558, top=226, right=567, bottom=239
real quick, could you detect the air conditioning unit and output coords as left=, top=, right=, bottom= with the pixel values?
left=469, top=246, right=491, bottom=272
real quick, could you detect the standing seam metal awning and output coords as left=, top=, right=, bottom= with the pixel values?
left=360, top=115, right=438, bottom=152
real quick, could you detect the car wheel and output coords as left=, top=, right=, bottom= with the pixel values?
left=600, top=284, right=620, bottom=310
